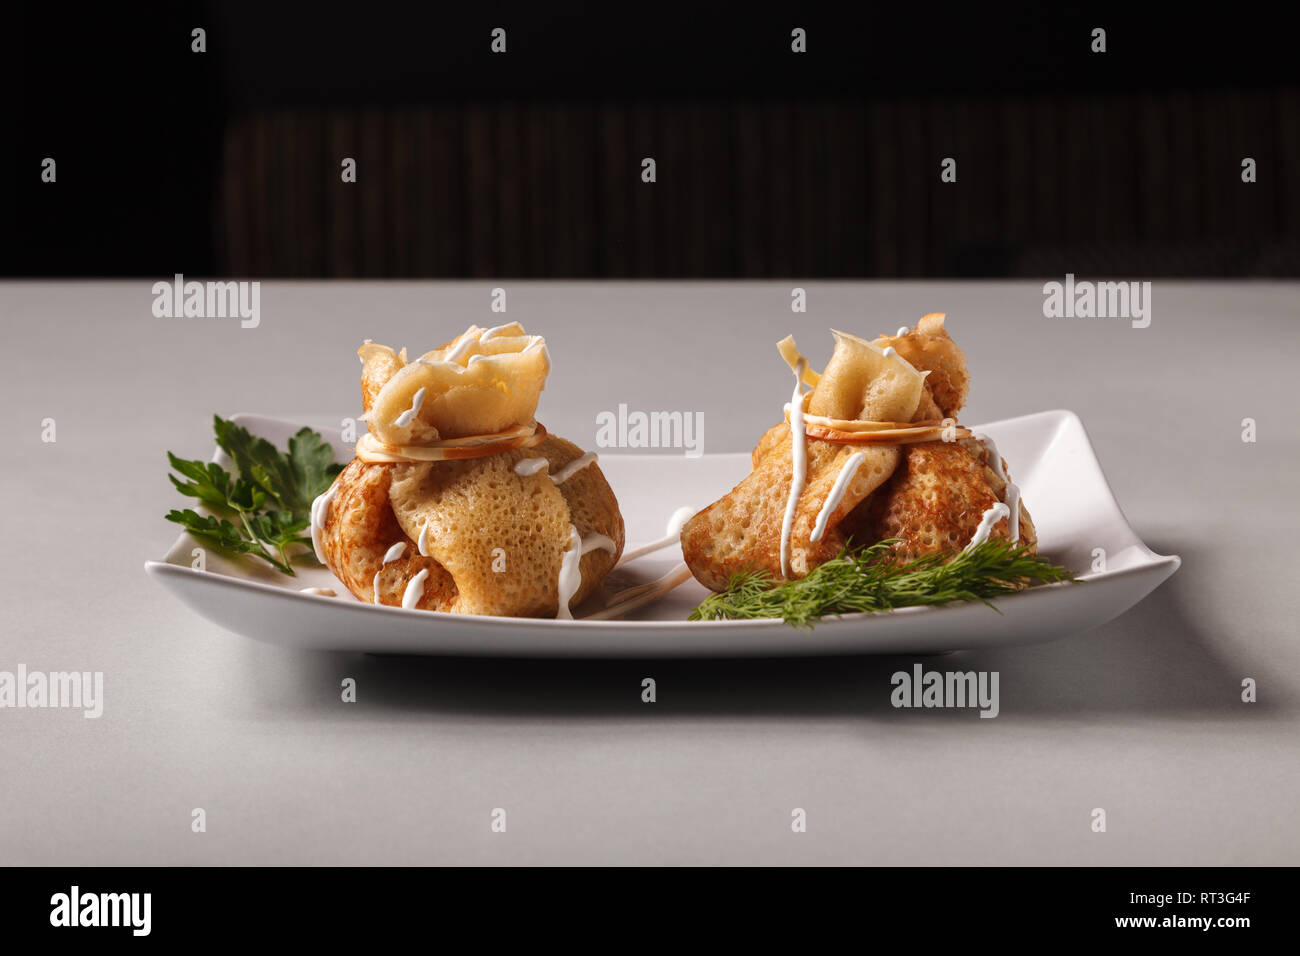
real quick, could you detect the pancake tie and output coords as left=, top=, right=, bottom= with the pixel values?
left=784, top=394, right=971, bottom=445
left=355, top=421, right=547, bottom=463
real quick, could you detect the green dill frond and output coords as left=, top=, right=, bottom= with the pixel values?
left=688, top=538, right=1077, bottom=628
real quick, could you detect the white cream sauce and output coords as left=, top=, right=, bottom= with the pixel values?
left=402, top=568, right=430, bottom=609
left=882, top=346, right=897, bottom=359
left=555, top=528, right=584, bottom=620
left=513, top=457, right=550, bottom=477
left=976, top=433, right=1021, bottom=542
left=550, top=452, right=596, bottom=485
left=393, top=386, right=426, bottom=428
left=580, top=533, right=618, bottom=555
left=443, top=333, right=478, bottom=364
left=309, top=485, right=337, bottom=564
left=382, top=541, right=408, bottom=564
left=417, top=522, right=431, bottom=557
left=779, top=357, right=809, bottom=578
left=965, top=502, right=1011, bottom=552
left=555, top=525, right=617, bottom=620
left=809, top=451, right=866, bottom=543
left=664, top=505, right=695, bottom=539
left=513, top=454, right=595, bottom=484
left=414, top=325, right=494, bottom=372
left=616, top=505, right=697, bottom=567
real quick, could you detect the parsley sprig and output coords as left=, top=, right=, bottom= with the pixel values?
left=689, top=538, right=1078, bottom=628
left=165, top=416, right=343, bottom=575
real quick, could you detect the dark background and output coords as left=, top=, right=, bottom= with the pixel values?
left=9, top=2, right=1298, bottom=278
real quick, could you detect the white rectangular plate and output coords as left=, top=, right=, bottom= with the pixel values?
left=145, top=410, right=1178, bottom=657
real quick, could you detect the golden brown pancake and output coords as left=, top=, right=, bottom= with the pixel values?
left=320, top=458, right=458, bottom=609
left=682, top=314, right=1033, bottom=590
left=843, top=439, right=1036, bottom=563
left=872, top=312, right=970, bottom=419
left=317, top=324, right=624, bottom=617
left=682, top=431, right=901, bottom=591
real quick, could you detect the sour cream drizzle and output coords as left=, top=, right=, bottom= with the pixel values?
left=382, top=541, right=408, bottom=564
left=443, top=334, right=477, bottom=364
left=555, top=525, right=617, bottom=620
left=965, top=502, right=1011, bottom=552
left=403, top=328, right=549, bottom=387
left=882, top=346, right=897, bottom=359
left=513, top=457, right=549, bottom=477
left=402, top=568, right=430, bottom=609
left=394, top=386, right=426, bottom=428
left=309, top=485, right=337, bottom=563
left=779, top=357, right=810, bottom=578
left=372, top=571, right=382, bottom=604
left=809, top=452, right=866, bottom=543
left=616, top=505, right=696, bottom=567
left=417, top=523, right=431, bottom=557
left=512, top=454, right=595, bottom=484
left=415, top=325, right=495, bottom=370
left=895, top=326, right=909, bottom=337
left=550, top=452, right=596, bottom=485
left=976, top=433, right=1021, bottom=542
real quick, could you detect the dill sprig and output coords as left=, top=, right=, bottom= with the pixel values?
left=689, top=538, right=1078, bottom=628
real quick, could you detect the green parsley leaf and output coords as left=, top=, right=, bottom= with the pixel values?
left=165, top=418, right=344, bottom=576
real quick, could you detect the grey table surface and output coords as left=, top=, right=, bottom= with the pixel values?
left=2, top=279, right=1297, bottom=866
